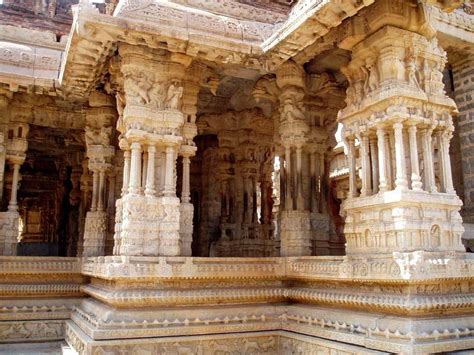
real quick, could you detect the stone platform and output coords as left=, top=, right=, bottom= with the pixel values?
left=60, top=254, right=474, bottom=354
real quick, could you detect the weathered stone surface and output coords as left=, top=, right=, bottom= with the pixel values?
left=0, top=0, right=472, bottom=354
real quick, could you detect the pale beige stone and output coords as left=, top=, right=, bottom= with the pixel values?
left=0, top=1, right=472, bottom=354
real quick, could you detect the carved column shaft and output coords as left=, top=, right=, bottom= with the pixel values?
left=285, top=146, right=293, bottom=210
left=384, top=134, right=393, bottom=190
left=408, top=125, right=422, bottom=191
left=163, top=146, right=176, bottom=197
left=369, top=137, right=378, bottom=194
left=98, top=170, right=106, bottom=211
left=347, top=138, right=357, bottom=198
left=376, top=128, right=388, bottom=192
left=7, top=162, right=20, bottom=211
left=441, top=132, right=455, bottom=194
left=393, top=122, right=408, bottom=190
left=129, top=142, right=142, bottom=194
left=181, top=155, right=191, bottom=203
left=141, top=152, right=148, bottom=192
left=422, top=129, right=436, bottom=193
left=122, top=150, right=131, bottom=196
left=91, top=170, right=99, bottom=212
left=296, top=146, right=304, bottom=210
left=310, top=151, right=317, bottom=212
left=145, top=145, right=156, bottom=196
left=360, top=135, right=371, bottom=196
left=318, top=152, right=326, bottom=213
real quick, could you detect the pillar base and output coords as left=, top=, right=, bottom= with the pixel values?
left=116, top=194, right=180, bottom=256
left=280, top=210, right=311, bottom=256
left=211, top=223, right=277, bottom=257
left=179, top=202, right=193, bottom=256
left=0, top=211, right=19, bottom=256
left=342, top=189, right=465, bottom=255
left=310, top=212, right=331, bottom=255
left=66, top=323, right=389, bottom=355
left=82, top=210, right=107, bottom=257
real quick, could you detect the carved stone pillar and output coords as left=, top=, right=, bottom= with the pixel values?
left=284, top=146, right=293, bottom=211
left=1, top=158, right=23, bottom=256
left=121, top=149, right=131, bottom=196
left=339, top=24, right=464, bottom=255
left=295, top=145, right=304, bottom=210
left=384, top=133, right=393, bottom=190
left=7, top=161, right=21, bottom=212
left=179, top=145, right=196, bottom=257
left=276, top=60, right=311, bottom=256
left=376, top=127, right=388, bottom=192
left=309, top=150, right=318, bottom=212
left=114, top=44, right=191, bottom=256
left=128, top=141, right=142, bottom=195
left=360, top=134, right=371, bottom=196
left=347, top=137, right=357, bottom=198
left=408, top=124, right=422, bottom=191
left=77, top=159, right=91, bottom=257
left=421, top=128, right=437, bottom=193
left=369, top=136, right=378, bottom=194
left=0, top=93, right=10, bottom=205
left=393, top=122, right=408, bottom=191
left=1, top=114, right=28, bottom=256
left=439, top=130, right=455, bottom=194
left=145, top=144, right=156, bottom=196
left=82, top=92, right=116, bottom=257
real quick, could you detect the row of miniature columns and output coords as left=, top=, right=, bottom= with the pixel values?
left=220, top=174, right=273, bottom=226
left=281, top=147, right=325, bottom=212
left=347, top=122, right=454, bottom=197
left=121, top=142, right=191, bottom=201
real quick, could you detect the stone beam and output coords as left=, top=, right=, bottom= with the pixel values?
left=262, top=0, right=375, bottom=69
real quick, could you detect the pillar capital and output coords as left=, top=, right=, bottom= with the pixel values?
left=147, top=144, right=156, bottom=153
left=179, top=144, right=197, bottom=158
